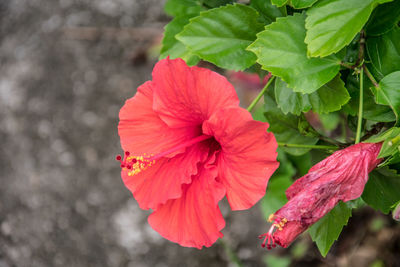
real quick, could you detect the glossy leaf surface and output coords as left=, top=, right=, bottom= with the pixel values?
left=248, top=13, right=340, bottom=94
left=177, top=4, right=264, bottom=70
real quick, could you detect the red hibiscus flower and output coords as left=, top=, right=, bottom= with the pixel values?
left=117, top=58, right=279, bottom=249
left=259, top=142, right=382, bottom=249
left=393, top=202, right=400, bottom=221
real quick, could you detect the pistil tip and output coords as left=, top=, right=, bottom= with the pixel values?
left=117, top=150, right=155, bottom=176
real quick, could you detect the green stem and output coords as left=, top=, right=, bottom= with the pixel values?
left=363, top=65, right=379, bottom=87
left=247, top=76, right=275, bottom=112
left=356, top=30, right=365, bottom=67
left=278, top=142, right=338, bottom=150
left=355, top=68, right=364, bottom=144
left=390, top=134, right=400, bottom=146
left=340, top=62, right=356, bottom=69
left=218, top=239, right=243, bottom=267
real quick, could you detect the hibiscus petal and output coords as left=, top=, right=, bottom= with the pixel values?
left=118, top=81, right=199, bottom=156
left=263, top=143, right=382, bottom=249
left=285, top=142, right=382, bottom=201
left=276, top=142, right=382, bottom=226
left=122, top=144, right=208, bottom=210
left=272, top=221, right=308, bottom=248
left=203, top=107, right=279, bottom=210
left=148, top=163, right=226, bottom=249
left=152, top=58, right=240, bottom=128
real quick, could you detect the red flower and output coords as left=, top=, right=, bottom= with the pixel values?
left=117, top=58, right=279, bottom=249
left=393, top=202, right=400, bottom=221
left=259, top=142, right=382, bottom=249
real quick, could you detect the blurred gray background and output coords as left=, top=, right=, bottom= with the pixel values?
left=0, top=1, right=268, bottom=266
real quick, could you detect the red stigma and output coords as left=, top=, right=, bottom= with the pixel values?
left=259, top=232, right=276, bottom=250
left=116, top=150, right=154, bottom=176
left=259, top=216, right=287, bottom=250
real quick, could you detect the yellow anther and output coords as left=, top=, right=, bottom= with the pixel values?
left=124, top=155, right=154, bottom=176
left=268, top=214, right=275, bottom=222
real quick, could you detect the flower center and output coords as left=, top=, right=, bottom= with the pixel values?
left=116, top=135, right=213, bottom=176
left=258, top=214, right=288, bottom=249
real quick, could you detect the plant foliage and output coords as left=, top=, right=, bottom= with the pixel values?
left=161, top=0, right=400, bottom=256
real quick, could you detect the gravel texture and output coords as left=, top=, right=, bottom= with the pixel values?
left=0, top=1, right=267, bottom=266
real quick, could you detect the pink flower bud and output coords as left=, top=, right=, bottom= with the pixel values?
left=260, top=142, right=382, bottom=249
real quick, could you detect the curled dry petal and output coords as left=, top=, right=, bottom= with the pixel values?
left=260, top=142, right=382, bottom=249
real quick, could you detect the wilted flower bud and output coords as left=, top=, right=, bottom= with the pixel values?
left=260, top=142, right=382, bottom=249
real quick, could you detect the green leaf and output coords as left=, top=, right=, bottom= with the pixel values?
left=342, top=34, right=361, bottom=65
left=344, top=75, right=396, bottom=122
left=319, top=112, right=341, bottom=131
left=264, top=255, right=291, bottom=267
left=309, top=202, right=352, bottom=257
left=260, top=151, right=295, bottom=218
left=247, top=13, right=340, bottom=94
left=366, top=127, right=400, bottom=143
left=274, top=78, right=310, bottom=115
left=365, top=127, right=400, bottom=158
left=348, top=198, right=366, bottom=209
left=202, top=0, right=236, bottom=8
left=290, top=0, right=318, bottom=9
left=252, top=104, right=267, bottom=122
left=380, top=138, right=400, bottom=158
left=177, top=4, right=264, bottom=71
left=271, top=0, right=289, bottom=7
left=380, top=152, right=400, bottom=167
left=275, top=75, right=350, bottom=115
left=264, top=94, right=319, bottom=155
left=310, top=149, right=331, bottom=165
left=366, top=0, right=400, bottom=36
left=373, top=71, right=400, bottom=121
left=362, top=167, right=400, bottom=214
left=160, top=15, right=200, bottom=66
left=366, top=27, right=400, bottom=80
left=250, top=0, right=283, bottom=24
left=380, top=141, right=400, bottom=162
left=305, top=0, right=392, bottom=57
left=164, top=0, right=204, bottom=17
left=287, top=153, right=312, bottom=176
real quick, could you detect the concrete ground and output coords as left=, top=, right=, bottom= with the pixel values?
left=0, top=1, right=268, bottom=266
